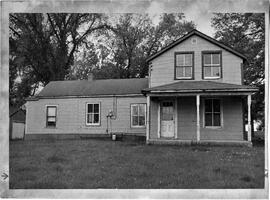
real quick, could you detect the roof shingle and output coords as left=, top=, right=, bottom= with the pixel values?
left=37, top=78, right=148, bottom=98
left=142, top=81, right=258, bottom=93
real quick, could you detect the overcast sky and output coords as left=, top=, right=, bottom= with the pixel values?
left=144, top=0, right=268, bottom=37
left=185, top=13, right=214, bottom=36
left=5, top=0, right=267, bottom=37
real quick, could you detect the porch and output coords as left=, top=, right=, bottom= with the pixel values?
left=142, top=81, right=258, bottom=146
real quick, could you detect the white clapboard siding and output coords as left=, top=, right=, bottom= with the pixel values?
left=25, top=96, right=146, bottom=135
left=11, top=122, right=25, bottom=139
left=149, top=96, right=244, bottom=141
left=150, top=35, right=243, bottom=87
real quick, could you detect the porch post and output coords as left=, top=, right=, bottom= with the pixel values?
left=158, top=101, right=161, bottom=138
left=247, top=94, right=252, bottom=142
left=146, top=96, right=150, bottom=143
left=196, top=95, right=200, bottom=141
left=174, top=97, right=178, bottom=139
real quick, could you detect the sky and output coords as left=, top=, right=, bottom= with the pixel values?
left=146, top=1, right=216, bottom=37
left=185, top=13, right=214, bottom=37
left=149, top=12, right=214, bottom=37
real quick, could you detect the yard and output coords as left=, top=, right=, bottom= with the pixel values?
left=10, top=138, right=265, bottom=189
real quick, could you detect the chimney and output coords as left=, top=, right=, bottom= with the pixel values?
left=87, top=73, right=94, bottom=81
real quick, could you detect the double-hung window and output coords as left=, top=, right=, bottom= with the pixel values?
left=86, top=103, right=100, bottom=125
left=202, top=52, right=221, bottom=79
left=46, top=106, right=57, bottom=127
left=131, top=104, right=146, bottom=128
left=204, top=99, right=222, bottom=127
left=175, top=52, right=194, bottom=79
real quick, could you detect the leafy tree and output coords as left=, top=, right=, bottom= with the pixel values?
left=10, top=13, right=195, bottom=106
left=67, top=42, right=99, bottom=80
left=211, top=13, right=265, bottom=129
left=9, top=13, right=107, bottom=106
left=73, top=13, right=195, bottom=79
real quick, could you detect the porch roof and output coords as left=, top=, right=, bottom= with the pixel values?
left=142, top=81, right=258, bottom=95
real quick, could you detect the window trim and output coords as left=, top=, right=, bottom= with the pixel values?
left=203, top=98, right=223, bottom=129
left=85, top=102, right=101, bottom=126
left=174, top=51, right=195, bottom=80
left=130, top=103, right=146, bottom=128
left=46, top=105, right=57, bottom=128
left=202, top=50, right=222, bottom=80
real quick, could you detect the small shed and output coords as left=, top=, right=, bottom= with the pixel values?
left=10, top=106, right=26, bottom=140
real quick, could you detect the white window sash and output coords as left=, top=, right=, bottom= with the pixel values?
left=177, top=54, right=193, bottom=67
left=203, top=53, right=221, bottom=78
left=204, top=99, right=223, bottom=128
left=203, top=54, right=220, bottom=65
left=46, top=105, right=58, bottom=127
left=131, top=104, right=146, bottom=128
left=86, top=103, right=100, bottom=126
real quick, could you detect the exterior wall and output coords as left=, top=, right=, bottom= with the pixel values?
left=177, top=97, right=197, bottom=140
left=149, top=98, right=159, bottom=139
left=200, top=96, right=244, bottom=141
left=25, top=96, right=146, bottom=135
left=11, top=122, right=25, bottom=139
left=149, top=96, right=244, bottom=141
left=150, top=35, right=243, bottom=87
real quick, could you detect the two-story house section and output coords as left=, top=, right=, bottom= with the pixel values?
left=142, top=29, right=258, bottom=145
left=25, top=29, right=258, bottom=146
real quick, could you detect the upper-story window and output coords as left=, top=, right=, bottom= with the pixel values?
left=202, top=51, right=222, bottom=79
left=175, top=52, right=194, bottom=79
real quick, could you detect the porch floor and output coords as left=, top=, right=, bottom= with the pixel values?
left=148, top=138, right=252, bottom=147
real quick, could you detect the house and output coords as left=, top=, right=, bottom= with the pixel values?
left=10, top=106, right=26, bottom=140
left=25, top=29, right=258, bottom=145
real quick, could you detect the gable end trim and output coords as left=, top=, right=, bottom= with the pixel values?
left=146, top=30, right=247, bottom=62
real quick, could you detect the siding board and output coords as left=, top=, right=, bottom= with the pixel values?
left=150, top=35, right=243, bottom=87
left=26, top=97, right=146, bottom=135
left=149, top=96, right=244, bottom=141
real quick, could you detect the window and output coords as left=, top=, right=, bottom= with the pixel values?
left=86, top=103, right=100, bottom=125
left=46, top=106, right=57, bottom=127
left=202, top=52, right=221, bottom=79
left=175, top=52, right=194, bottom=79
left=161, top=102, right=174, bottom=121
left=204, top=99, right=222, bottom=127
left=131, top=104, right=146, bottom=127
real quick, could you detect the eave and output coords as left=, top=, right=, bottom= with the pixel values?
left=146, top=29, right=247, bottom=63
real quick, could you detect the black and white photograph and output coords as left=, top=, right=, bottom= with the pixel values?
left=0, top=0, right=268, bottom=199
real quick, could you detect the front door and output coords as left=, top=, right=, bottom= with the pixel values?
left=161, top=101, right=174, bottom=138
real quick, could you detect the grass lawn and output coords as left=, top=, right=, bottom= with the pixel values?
left=10, top=139, right=265, bottom=189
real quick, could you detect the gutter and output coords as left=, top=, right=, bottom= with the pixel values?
left=142, top=88, right=258, bottom=94
left=26, top=93, right=145, bottom=101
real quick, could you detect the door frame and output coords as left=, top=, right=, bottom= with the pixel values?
left=158, top=98, right=178, bottom=138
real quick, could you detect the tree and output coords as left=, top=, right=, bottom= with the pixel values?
left=67, top=42, right=99, bottom=80
left=74, top=13, right=195, bottom=79
left=9, top=13, right=107, bottom=106
left=211, top=13, right=265, bottom=128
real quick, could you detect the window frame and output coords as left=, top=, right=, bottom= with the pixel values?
left=203, top=98, right=223, bottom=129
left=46, top=105, right=57, bottom=128
left=202, top=51, right=222, bottom=80
left=174, top=51, right=194, bottom=80
left=130, top=103, right=146, bottom=128
left=86, top=102, right=101, bottom=126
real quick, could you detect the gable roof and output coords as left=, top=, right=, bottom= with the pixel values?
left=34, top=78, right=148, bottom=99
left=142, top=81, right=258, bottom=94
left=10, top=107, right=26, bottom=122
left=146, top=29, right=247, bottom=62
